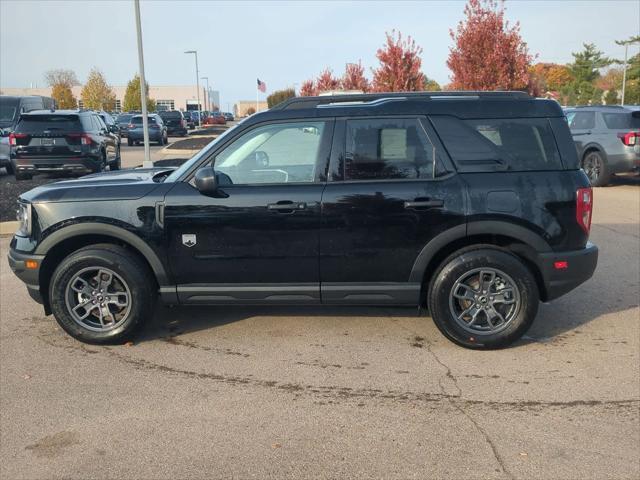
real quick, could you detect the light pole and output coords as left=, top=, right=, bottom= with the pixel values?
left=616, top=36, right=640, bottom=106
left=184, top=50, right=200, bottom=127
left=134, top=0, right=151, bottom=166
left=201, top=76, right=210, bottom=112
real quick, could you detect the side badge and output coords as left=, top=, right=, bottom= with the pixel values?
left=182, top=234, right=197, bottom=248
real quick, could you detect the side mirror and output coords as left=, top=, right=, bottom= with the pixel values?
left=194, top=166, right=218, bottom=195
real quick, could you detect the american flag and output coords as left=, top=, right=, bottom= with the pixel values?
left=257, top=78, right=266, bottom=93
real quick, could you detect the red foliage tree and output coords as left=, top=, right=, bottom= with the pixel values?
left=342, top=61, right=370, bottom=92
left=371, top=30, right=425, bottom=92
left=447, top=0, right=535, bottom=90
left=315, top=68, right=342, bottom=93
left=299, top=79, right=317, bottom=97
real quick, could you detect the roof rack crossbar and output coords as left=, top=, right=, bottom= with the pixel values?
left=275, top=91, right=531, bottom=110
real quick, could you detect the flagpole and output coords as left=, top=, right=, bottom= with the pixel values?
left=256, top=86, right=259, bottom=113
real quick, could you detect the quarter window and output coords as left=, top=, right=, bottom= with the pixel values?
left=214, top=121, right=327, bottom=185
left=344, top=118, right=437, bottom=181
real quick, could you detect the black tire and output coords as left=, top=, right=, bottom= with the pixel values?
left=127, top=138, right=133, bottom=146
left=110, top=145, right=121, bottom=170
left=94, top=151, right=106, bottom=174
left=15, top=171, right=32, bottom=181
left=49, top=244, right=155, bottom=344
left=582, top=150, right=609, bottom=187
left=428, top=247, right=539, bottom=350
left=4, top=161, right=14, bottom=175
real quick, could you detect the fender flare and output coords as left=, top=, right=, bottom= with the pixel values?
left=35, top=222, right=170, bottom=285
left=408, top=221, right=551, bottom=283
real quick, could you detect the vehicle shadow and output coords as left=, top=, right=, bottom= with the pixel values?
left=136, top=222, right=638, bottom=349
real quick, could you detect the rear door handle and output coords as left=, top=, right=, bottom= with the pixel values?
left=404, top=199, right=444, bottom=209
left=267, top=201, right=307, bottom=212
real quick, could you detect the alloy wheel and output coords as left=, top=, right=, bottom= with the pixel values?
left=64, top=267, right=132, bottom=332
left=448, top=267, right=521, bottom=335
left=583, top=153, right=602, bottom=184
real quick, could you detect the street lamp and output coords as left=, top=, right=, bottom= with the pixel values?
left=184, top=50, right=201, bottom=127
left=201, top=76, right=210, bottom=112
left=134, top=0, right=151, bottom=166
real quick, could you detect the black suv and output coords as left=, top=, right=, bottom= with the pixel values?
left=158, top=110, right=188, bottom=136
left=7, top=92, right=598, bottom=349
left=10, top=109, right=121, bottom=180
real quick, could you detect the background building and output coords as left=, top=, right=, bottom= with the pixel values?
left=1, top=85, right=221, bottom=112
left=234, top=101, right=268, bottom=118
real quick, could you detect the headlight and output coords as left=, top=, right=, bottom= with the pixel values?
left=16, top=202, right=32, bottom=237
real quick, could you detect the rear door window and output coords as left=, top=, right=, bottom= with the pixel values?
left=430, top=116, right=563, bottom=171
left=15, top=114, right=82, bottom=134
left=344, top=118, right=439, bottom=180
left=565, top=111, right=595, bottom=130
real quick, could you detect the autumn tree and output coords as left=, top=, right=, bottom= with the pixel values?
left=447, top=0, right=534, bottom=90
left=299, top=79, right=317, bottom=97
left=45, top=68, right=79, bottom=109
left=371, top=30, right=425, bottom=92
left=342, top=61, right=370, bottom=92
left=315, top=68, right=342, bottom=93
left=529, top=63, right=574, bottom=93
left=123, top=74, right=155, bottom=112
left=81, top=68, right=116, bottom=110
left=267, top=88, right=296, bottom=108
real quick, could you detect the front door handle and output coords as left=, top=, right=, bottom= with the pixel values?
left=267, top=201, right=306, bottom=213
left=404, top=199, right=444, bottom=209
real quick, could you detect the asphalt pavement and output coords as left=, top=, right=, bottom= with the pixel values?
left=0, top=182, right=638, bottom=479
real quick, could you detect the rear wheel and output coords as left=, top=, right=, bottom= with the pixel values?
left=428, top=248, right=539, bottom=349
left=4, top=161, right=14, bottom=175
left=49, top=244, right=155, bottom=344
left=94, top=151, right=107, bottom=174
left=127, top=138, right=133, bottom=146
left=583, top=150, right=609, bottom=187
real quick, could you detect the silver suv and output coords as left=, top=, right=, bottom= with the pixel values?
left=565, top=106, right=640, bottom=186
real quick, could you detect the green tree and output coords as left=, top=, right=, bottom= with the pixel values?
left=569, top=43, right=613, bottom=84
left=81, top=68, right=116, bottom=110
left=267, top=88, right=296, bottom=108
left=123, top=74, right=155, bottom=112
left=423, top=76, right=441, bottom=91
left=603, top=89, right=618, bottom=105
left=623, top=52, right=640, bottom=104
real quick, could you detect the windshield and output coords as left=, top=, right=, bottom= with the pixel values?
left=164, top=121, right=245, bottom=182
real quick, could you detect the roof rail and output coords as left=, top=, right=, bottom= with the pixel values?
left=274, top=91, right=531, bottom=110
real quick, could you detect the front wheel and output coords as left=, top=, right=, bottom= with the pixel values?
left=49, top=244, right=155, bottom=344
left=428, top=248, right=539, bottom=349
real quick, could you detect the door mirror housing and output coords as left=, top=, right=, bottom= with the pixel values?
left=194, top=166, right=218, bottom=195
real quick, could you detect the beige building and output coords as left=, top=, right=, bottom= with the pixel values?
left=1, top=85, right=218, bottom=112
left=234, top=100, right=268, bottom=118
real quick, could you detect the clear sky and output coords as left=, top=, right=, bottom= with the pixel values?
left=1, top=0, right=639, bottom=109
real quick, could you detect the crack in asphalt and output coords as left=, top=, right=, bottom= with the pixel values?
left=34, top=328, right=640, bottom=413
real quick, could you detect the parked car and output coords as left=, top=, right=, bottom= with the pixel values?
left=96, top=111, right=121, bottom=140
left=158, top=110, right=188, bottom=136
left=206, top=111, right=226, bottom=125
left=565, top=106, right=640, bottom=186
left=10, top=109, right=120, bottom=180
left=126, top=114, right=168, bottom=146
left=7, top=91, right=597, bottom=349
left=1, top=95, right=55, bottom=174
left=223, top=112, right=235, bottom=122
left=182, top=111, right=195, bottom=129
left=115, top=113, right=134, bottom=138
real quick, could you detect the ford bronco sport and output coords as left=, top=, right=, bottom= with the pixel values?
left=8, top=92, right=598, bottom=349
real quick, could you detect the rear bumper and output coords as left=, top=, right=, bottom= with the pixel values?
left=128, top=130, right=162, bottom=141
left=15, top=156, right=99, bottom=174
left=7, top=247, right=46, bottom=306
left=536, top=242, right=598, bottom=302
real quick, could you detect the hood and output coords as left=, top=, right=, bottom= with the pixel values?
left=20, top=167, right=176, bottom=204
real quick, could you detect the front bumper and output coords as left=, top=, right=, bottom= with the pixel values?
left=536, top=242, right=598, bottom=302
left=7, top=247, right=46, bottom=306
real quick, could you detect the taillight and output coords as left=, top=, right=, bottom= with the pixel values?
left=617, top=131, right=639, bottom=146
left=66, top=133, right=93, bottom=145
left=576, top=187, right=593, bottom=235
left=128, top=124, right=134, bottom=129
left=9, top=133, right=28, bottom=146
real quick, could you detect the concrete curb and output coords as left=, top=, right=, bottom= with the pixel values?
left=0, top=221, right=18, bottom=235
